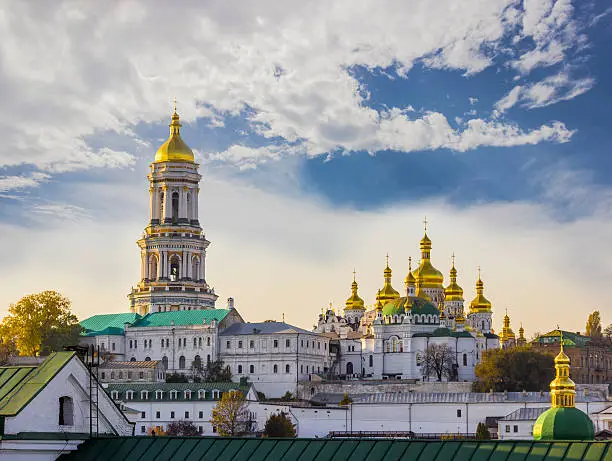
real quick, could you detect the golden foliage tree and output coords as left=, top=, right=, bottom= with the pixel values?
left=1, top=291, right=81, bottom=356
left=586, top=311, right=602, bottom=338
left=211, top=390, right=251, bottom=436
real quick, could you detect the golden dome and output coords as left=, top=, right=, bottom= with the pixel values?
left=154, top=104, right=195, bottom=163
left=376, top=255, right=400, bottom=305
left=469, top=268, right=492, bottom=312
left=404, top=256, right=416, bottom=287
left=500, top=309, right=516, bottom=342
left=412, top=229, right=444, bottom=289
left=345, top=271, right=365, bottom=311
left=444, top=255, right=464, bottom=301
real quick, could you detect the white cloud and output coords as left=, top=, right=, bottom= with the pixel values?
left=0, top=0, right=590, bottom=175
left=495, top=71, right=595, bottom=112
left=0, top=172, right=50, bottom=192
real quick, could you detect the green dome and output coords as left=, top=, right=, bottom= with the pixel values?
left=382, top=297, right=408, bottom=317
left=410, top=297, right=439, bottom=316
left=532, top=407, right=594, bottom=441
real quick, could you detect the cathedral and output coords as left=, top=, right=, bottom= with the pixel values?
left=315, top=226, right=501, bottom=380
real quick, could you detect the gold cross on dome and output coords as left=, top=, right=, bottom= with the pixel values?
left=423, top=216, right=428, bottom=232
left=451, top=252, right=455, bottom=266
left=386, top=253, right=389, bottom=267
left=353, top=269, right=356, bottom=282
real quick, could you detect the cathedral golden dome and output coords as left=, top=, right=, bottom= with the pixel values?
left=412, top=225, right=444, bottom=289
left=444, top=254, right=464, bottom=301
left=404, top=256, right=416, bottom=287
left=154, top=104, right=195, bottom=163
left=345, top=271, right=365, bottom=311
left=469, top=268, right=492, bottom=312
left=500, top=309, right=516, bottom=342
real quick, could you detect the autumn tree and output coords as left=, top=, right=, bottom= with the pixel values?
left=1, top=291, right=81, bottom=356
left=586, top=311, right=602, bottom=338
left=339, top=392, right=353, bottom=406
left=211, top=390, right=251, bottom=436
left=263, top=412, right=296, bottom=438
left=167, top=420, right=201, bottom=436
left=604, top=324, right=612, bottom=341
left=422, top=344, right=456, bottom=381
left=473, top=347, right=554, bottom=392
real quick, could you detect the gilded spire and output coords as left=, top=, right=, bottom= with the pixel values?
left=413, top=217, right=444, bottom=289
left=469, top=266, right=492, bottom=312
left=500, top=308, right=516, bottom=342
left=444, top=252, right=464, bottom=301
left=404, top=256, right=416, bottom=287
left=154, top=100, right=195, bottom=163
left=550, top=334, right=576, bottom=408
left=345, top=270, right=365, bottom=311
left=377, top=254, right=400, bottom=305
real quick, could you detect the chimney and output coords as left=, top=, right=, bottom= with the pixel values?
left=227, top=297, right=235, bottom=309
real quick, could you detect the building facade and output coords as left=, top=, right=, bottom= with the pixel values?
left=315, top=229, right=500, bottom=382
left=99, top=360, right=166, bottom=383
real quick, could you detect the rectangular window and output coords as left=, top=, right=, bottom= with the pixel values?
left=112, top=342, right=116, bottom=351
left=249, top=340, right=254, bottom=348
left=505, top=425, right=510, bottom=433
left=238, top=340, right=243, bottom=349
left=139, top=372, right=144, bottom=379
left=199, top=411, right=204, bottom=419
left=171, top=411, right=175, bottom=419
left=156, top=411, right=160, bottom=419
left=199, top=426, right=203, bottom=434
left=226, top=341, right=231, bottom=349
left=134, top=340, right=137, bottom=349
left=185, top=411, right=190, bottom=419
left=456, top=409, right=461, bottom=417
left=141, top=411, right=146, bottom=418
left=514, top=425, right=518, bottom=433
left=274, top=340, right=278, bottom=348
left=101, top=372, right=105, bottom=380
left=129, top=340, right=133, bottom=348
left=141, top=425, right=146, bottom=433
left=285, top=339, right=290, bottom=347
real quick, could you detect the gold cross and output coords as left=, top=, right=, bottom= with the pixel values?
left=386, top=253, right=390, bottom=267
left=173, top=97, right=177, bottom=113
left=353, top=269, right=356, bottom=282
left=423, top=216, right=428, bottom=232
left=451, top=252, right=455, bottom=266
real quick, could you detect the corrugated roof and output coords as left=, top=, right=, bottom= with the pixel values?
left=0, top=352, right=75, bottom=416
left=353, top=391, right=605, bottom=404
left=131, top=310, right=230, bottom=328
left=80, top=313, right=141, bottom=336
left=56, top=438, right=612, bottom=461
left=220, top=321, right=315, bottom=336
left=100, top=361, right=160, bottom=369
left=500, top=407, right=547, bottom=421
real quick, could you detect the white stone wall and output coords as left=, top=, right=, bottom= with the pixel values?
left=497, top=419, right=535, bottom=440
left=219, top=333, right=330, bottom=398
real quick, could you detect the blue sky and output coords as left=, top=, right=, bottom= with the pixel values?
left=1, top=0, right=611, bottom=334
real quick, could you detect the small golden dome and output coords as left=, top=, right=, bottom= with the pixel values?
left=444, top=255, right=464, bottom=301
left=377, top=255, right=400, bottom=304
left=345, top=272, right=365, bottom=311
left=154, top=105, right=195, bottom=163
left=469, top=269, right=492, bottom=312
left=413, top=227, right=444, bottom=289
left=404, top=256, right=416, bottom=286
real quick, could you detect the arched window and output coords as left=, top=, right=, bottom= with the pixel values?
left=130, top=357, right=136, bottom=362
left=193, top=355, right=202, bottom=370
left=149, top=255, right=158, bottom=281
left=171, top=191, right=179, bottom=224
left=463, top=354, right=467, bottom=366
left=207, top=337, right=211, bottom=347
left=169, top=255, right=180, bottom=281
left=59, top=396, right=74, bottom=426
left=145, top=356, right=151, bottom=361
left=346, top=362, right=354, bottom=375
left=273, top=364, right=278, bottom=373
left=198, top=337, right=202, bottom=347
left=179, top=356, right=186, bottom=369
left=392, top=337, right=398, bottom=353
left=207, top=354, right=211, bottom=364
left=369, top=355, right=373, bottom=367
left=481, top=320, right=485, bottom=330
left=249, top=364, right=254, bottom=373
left=285, top=364, right=290, bottom=373
left=238, top=365, right=243, bottom=374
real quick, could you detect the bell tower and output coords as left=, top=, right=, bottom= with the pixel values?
left=128, top=102, right=218, bottom=315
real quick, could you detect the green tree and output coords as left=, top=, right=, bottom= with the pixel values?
left=604, top=324, right=612, bottom=341
left=586, top=311, right=602, bottom=338
left=263, top=412, right=296, bottom=438
left=473, top=347, right=554, bottom=392
left=166, top=420, right=201, bottom=436
left=1, top=291, right=81, bottom=356
left=211, top=390, right=251, bottom=436
left=165, top=372, right=189, bottom=383
left=279, top=391, right=295, bottom=402
left=475, top=422, right=491, bottom=440
left=204, top=359, right=232, bottom=382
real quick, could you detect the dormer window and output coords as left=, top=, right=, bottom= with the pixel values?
left=184, top=390, right=192, bottom=400
left=141, top=390, right=149, bottom=400
left=155, top=390, right=164, bottom=399
left=170, top=390, right=178, bottom=400
left=110, top=390, right=119, bottom=399
left=198, top=390, right=206, bottom=400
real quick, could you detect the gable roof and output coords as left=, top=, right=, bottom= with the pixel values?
left=220, top=321, right=314, bottom=336
left=80, top=313, right=141, bottom=337
left=131, top=310, right=230, bottom=328
left=533, top=329, right=591, bottom=347
left=105, top=382, right=253, bottom=402
left=500, top=407, right=547, bottom=421
left=56, top=438, right=612, bottom=461
left=99, top=360, right=160, bottom=369
left=0, top=351, right=75, bottom=416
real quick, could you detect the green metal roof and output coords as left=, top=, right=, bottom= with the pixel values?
left=533, top=407, right=595, bottom=441
left=80, top=313, right=141, bottom=337
left=106, top=382, right=252, bottom=402
left=533, top=330, right=591, bottom=347
left=0, top=352, right=75, bottom=416
left=131, top=310, right=230, bottom=328
left=57, top=438, right=611, bottom=461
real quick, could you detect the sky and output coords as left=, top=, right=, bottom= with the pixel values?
left=1, top=0, right=611, bottom=337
